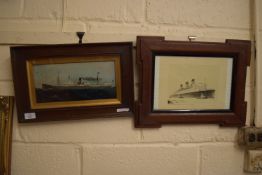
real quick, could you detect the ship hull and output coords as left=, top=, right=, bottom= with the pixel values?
left=174, top=89, right=215, bottom=99
left=42, top=83, right=112, bottom=90
left=36, top=86, right=116, bottom=103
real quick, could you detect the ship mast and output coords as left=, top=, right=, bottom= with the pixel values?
left=57, top=71, right=61, bottom=85
left=96, top=72, right=100, bottom=84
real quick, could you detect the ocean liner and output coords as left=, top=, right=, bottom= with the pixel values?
left=169, top=79, right=215, bottom=99
left=41, top=72, right=114, bottom=90
left=36, top=72, right=116, bottom=103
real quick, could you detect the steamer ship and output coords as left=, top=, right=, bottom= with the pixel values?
left=36, top=72, right=116, bottom=103
left=169, top=79, right=215, bottom=99
left=41, top=72, right=114, bottom=90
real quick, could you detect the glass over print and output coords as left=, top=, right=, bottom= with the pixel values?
left=26, top=56, right=122, bottom=109
left=153, top=56, right=233, bottom=111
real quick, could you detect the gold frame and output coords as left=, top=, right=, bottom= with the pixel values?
left=26, top=56, right=122, bottom=109
left=0, top=96, right=14, bottom=175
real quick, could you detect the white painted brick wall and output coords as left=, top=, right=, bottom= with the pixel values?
left=260, top=1, right=262, bottom=30
left=82, top=145, right=199, bottom=175
left=65, top=0, right=144, bottom=23
left=0, top=46, right=12, bottom=81
left=200, top=144, right=252, bottom=175
left=17, top=116, right=140, bottom=144
left=0, top=0, right=22, bottom=18
left=23, top=0, right=63, bottom=19
left=11, top=143, right=81, bottom=175
left=0, top=20, right=63, bottom=32
left=0, top=0, right=258, bottom=175
left=146, top=0, right=250, bottom=29
left=141, top=125, right=238, bottom=144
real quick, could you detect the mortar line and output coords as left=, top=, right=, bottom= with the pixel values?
left=12, top=140, right=173, bottom=146
left=19, top=0, right=25, bottom=17
left=16, top=127, right=25, bottom=142
left=177, top=141, right=236, bottom=147
left=143, top=0, right=147, bottom=23
left=0, top=18, right=252, bottom=32
left=86, top=19, right=252, bottom=32
left=12, top=140, right=83, bottom=147
left=61, top=0, right=66, bottom=32
left=14, top=120, right=26, bottom=142
left=139, top=128, right=144, bottom=141
left=79, top=146, right=84, bottom=175
left=198, top=146, right=202, bottom=175
left=0, top=79, right=12, bottom=82
left=123, top=0, right=127, bottom=23
left=12, top=140, right=237, bottom=147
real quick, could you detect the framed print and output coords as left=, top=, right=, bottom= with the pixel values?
left=153, top=56, right=233, bottom=111
left=11, top=42, right=134, bottom=122
left=135, top=36, right=251, bottom=128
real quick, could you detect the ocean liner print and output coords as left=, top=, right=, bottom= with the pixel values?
left=153, top=55, right=233, bottom=110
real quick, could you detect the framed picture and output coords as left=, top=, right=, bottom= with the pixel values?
left=135, top=36, right=251, bottom=128
left=11, top=42, right=134, bottom=122
left=0, top=96, right=14, bottom=175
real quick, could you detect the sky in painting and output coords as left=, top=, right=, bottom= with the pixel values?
left=33, top=61, right=115, bottom=88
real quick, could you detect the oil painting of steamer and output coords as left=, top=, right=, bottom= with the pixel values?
left=32, top=60, right=117, bottom=104
left=168, top=78, right=216, bottom=104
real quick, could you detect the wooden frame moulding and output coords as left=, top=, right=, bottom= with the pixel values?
left=135, top=36, right=251, bottom=128
left=11, top=42, right=134, bottom=122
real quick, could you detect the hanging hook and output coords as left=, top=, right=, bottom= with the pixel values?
left=188, top=36, right=197, bottom=42
left=76, top=32, right=85, bottom=44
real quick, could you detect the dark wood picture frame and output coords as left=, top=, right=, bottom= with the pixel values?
left=11, top=42, right=134, bottom=123
left=135, top=36, right=251, bottom=128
